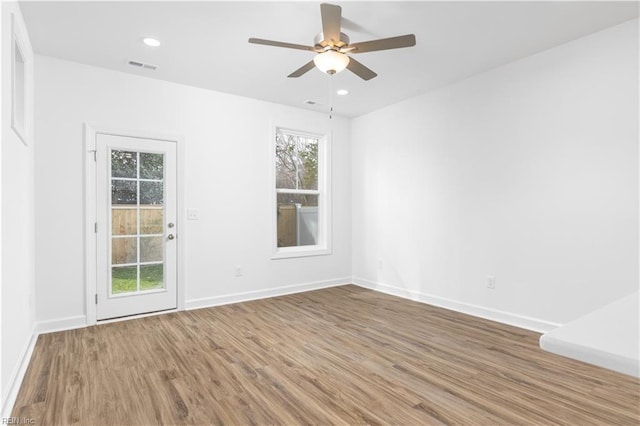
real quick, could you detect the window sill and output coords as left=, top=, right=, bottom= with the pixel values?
left=272, top=246, right=331, bottom=260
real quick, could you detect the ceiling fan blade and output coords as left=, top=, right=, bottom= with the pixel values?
left=248, top=38, right=316, bottom=52
left=288, top=61, right=316, bottom=78
left=346, top=57, right=377, bottom=81
left=348, top=34, right=416, bottom=54
left=320, top=3, right=342, bottom=45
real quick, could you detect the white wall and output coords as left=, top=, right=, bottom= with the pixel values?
left=352, top=19, right=639, bottom=328
left=1, top=1, right=35, bottom=412
left=34, top=56, right=351, bottom=325
left=25, top=5, right=640, bottom=336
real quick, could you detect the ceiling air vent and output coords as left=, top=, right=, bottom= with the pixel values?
left=128, top=60, right=157, bottom=71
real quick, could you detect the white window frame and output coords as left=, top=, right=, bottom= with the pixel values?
left=272, top=126, right=331, bottom=259
left=11, top=13, right=28, bottom=146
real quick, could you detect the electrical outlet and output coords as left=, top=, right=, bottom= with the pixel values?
left=487, top=276, right=496, bottom=290
left=234, top=266, right=243, bottom=277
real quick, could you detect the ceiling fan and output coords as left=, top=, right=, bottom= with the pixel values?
left=248, top=3, right=416, bottom=81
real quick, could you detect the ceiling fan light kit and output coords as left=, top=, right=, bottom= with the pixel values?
left=249, top=2, right=416, bottom=81
left=313, top=50, right=350, bottom=75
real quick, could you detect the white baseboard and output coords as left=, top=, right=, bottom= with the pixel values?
left=353, top=277, right=560, bottom=333
left=34, top=315, right=87, bottom=334
left=185, top=277, right=351, bottom=310
left=1, top=331, right=38, bottom=419
left=33, top=279, right=353, bottom=331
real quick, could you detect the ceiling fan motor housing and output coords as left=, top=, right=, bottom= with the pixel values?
left=314, top=32, right=350, bottom=50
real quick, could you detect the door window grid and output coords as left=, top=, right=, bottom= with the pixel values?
left=110, top=149, right=165, bottom=296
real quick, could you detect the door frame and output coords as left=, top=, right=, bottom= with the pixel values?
left=84, top=123, right=186, bottom=325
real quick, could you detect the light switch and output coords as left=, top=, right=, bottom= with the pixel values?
left=187, top=209, right=199, bottom=220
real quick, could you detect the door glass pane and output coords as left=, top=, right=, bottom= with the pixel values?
left=112, top=208, right=137, bottom=235
left=109, top=148, right=167, bottom=296
left=277, top=193, right=319, bottom=247
left=111, top=150, right=137, bottom=178
left=140, top=181, right=163, bottom=205
left=112, top=237, right=137, bottom=264
left=140, top=237, right=163, bottom=262
left=112, top=265, right=137, bottom=294
left=112, top=180, right=137, bottom=205
left=140, top=208, right=163, bottom=234
left=140, top=264, right=163, bottom=291
left=140, top=153, right=164, bottom=180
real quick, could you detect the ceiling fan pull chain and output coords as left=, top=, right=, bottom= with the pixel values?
left=329, top=74, right=334, bottom=120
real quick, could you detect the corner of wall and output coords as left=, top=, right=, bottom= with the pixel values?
left=1, top=1, right=37, bottom=416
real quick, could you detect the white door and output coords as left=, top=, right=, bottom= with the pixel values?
left=96, top=134, right=177, bottom=320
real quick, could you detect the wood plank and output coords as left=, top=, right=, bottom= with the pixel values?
left=12, top=285, right=640, bottom=425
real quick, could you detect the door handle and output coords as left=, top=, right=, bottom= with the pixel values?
left=167, top=234, right=175, bottom=240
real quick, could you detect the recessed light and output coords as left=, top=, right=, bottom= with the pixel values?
left=336, top=89, right=349, bottom=96
left=143, top=38, right=161, bottom=47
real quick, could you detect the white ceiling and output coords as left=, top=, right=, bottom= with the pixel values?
left=20, top=1, right=639, bottom=118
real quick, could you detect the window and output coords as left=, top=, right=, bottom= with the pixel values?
left=273, top=127, right=330, bottom=258
left=11, top=14, right=27, bottom=145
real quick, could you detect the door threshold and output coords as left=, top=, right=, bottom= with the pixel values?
left=97, top=308, right=178, bottom=325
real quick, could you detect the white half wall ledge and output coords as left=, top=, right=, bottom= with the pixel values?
left=185, top=277, right=352, bottom=310
left=540, top=291, right=640, bottom=378
left=352, top=277, right=561, bottom=333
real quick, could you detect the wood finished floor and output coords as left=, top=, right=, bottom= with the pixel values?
left=12, top=285, right=640, bottom=425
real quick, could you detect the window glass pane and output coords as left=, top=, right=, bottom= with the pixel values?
left=112, top=208, right=137, bottom=235
left=112, top=180, right=137, bottom=205
left=112, top=237, right=137, bottom=264
left=140, top=264, right=164, bottom=291
left=111, top=150, right=137, bottom=178
left=112, top=266, right=137, bottom=294
left=277, top=193, right=318, bottom=247
left=13, top=40, right=25, bottom=139
left=140, top=236, right=163, bottom=262
left=276, top=131, right=318, bottom=190
left=140, top=152, right=164, bottom=180
left=140, top=208, right=163, bottom=234
left=140, top=181, right=163, bottom=205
